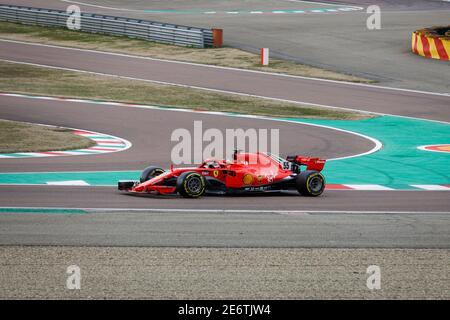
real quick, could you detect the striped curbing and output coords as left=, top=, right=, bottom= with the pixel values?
left=0, top=127, right=131, bottom=159
left=412, top=27, right=450, bottom=61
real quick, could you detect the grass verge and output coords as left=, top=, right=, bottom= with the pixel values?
left=0, top=61, right=370, bottom=120
left=0, top=119, right=95, bottom=153
left=0, top=21, right=372, bottom=83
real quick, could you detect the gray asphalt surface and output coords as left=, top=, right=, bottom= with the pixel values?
left=3, top=0, right=449, bottom=93
left=0, top=198, right=450, bottom=248
left=1, top=40, right=450, bottom=121
left=0, top=186, right=449, bottom=212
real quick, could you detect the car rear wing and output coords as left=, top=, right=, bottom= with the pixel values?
left=286, top=155, right=326, bottom=172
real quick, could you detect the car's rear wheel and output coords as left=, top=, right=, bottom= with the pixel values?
left=176, top=172, right=206, bottom=198
left=140, top=166, right=165, bottom=183
left=296, top=170, right=325, bottom=196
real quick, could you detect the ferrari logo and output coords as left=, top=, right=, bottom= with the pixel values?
left=242, top=174, right=254, bottom=185
left=213, top=170, right=219, bottom=177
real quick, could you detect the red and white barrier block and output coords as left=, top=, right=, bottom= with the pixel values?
left=260, top=48, right=269, bottom=66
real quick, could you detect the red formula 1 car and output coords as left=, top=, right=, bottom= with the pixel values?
left=118, top=151, right=326, bottom=198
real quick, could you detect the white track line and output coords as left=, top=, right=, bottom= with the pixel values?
left=60, top=0, right=140, bottom=12
left=1, top=39, right=448, bottom=98
left=411, top=185, right=450, bottom=191
left=344, top=184, right=394, bottom=191
left=282, top=0, right=363, bottom=10
left=46, top=180, right=90, bottom=186
left=60, top=0, right=364, bottom=13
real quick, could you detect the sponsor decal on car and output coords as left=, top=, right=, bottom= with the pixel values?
left=242, top=174, right=254, bottom=185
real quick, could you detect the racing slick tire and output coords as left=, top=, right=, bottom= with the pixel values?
left=140, top=166, right=165, bottom=183
left=296, top=170, right=325, bottom=196
left=176, top=171, right=206, bottom=198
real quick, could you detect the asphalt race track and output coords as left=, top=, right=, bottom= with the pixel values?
left=1, top=40, right=449, bottom=121
left=0, top=184, right=450, bottom=211
left=1, top=92, right=448, bottom=216
left=0, top=0, right=448, bottom=247
left=3, top=0, right=449, bottom=93
left=1, top=201, right=449, bottom=248
left=0, top=8, right=450, bottom=246
left=0, top=48, right=449, bottom=246
left=0, top=94, right=373, bottom=172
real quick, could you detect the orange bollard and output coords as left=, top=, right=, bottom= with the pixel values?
left=212, top=28, right=223, bottom=48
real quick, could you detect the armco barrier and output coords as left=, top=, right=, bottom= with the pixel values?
left=412, top=26, right=450, bottom=61
left=0, top=4, right=219, bottom=48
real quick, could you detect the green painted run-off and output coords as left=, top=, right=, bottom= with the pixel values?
left=288, top=116, right=450, bottom=185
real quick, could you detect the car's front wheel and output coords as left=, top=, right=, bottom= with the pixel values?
left=140, top=166, right=165, bottom=183
left=176, top=172, right=206, bottom=198
left=296, top=170, right=325, bottom=196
